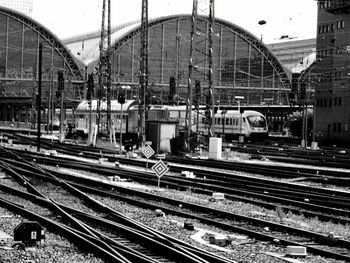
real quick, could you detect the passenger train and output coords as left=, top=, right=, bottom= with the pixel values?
left=214, top=109, right=268, bottom=139
left=73, top=99, right=268, bottom=140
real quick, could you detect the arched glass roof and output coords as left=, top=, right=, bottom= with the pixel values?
left=0, top=6, right=83, bottom=100
left=66, top=14, right=292, bottom=105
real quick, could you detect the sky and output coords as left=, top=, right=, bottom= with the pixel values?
left=31, top=0, right=318, bottom=44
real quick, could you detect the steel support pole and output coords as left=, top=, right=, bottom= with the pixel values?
left=185, top=0, right=197, bottom=152
left=139, top=0, right=148, bottom=146
left=37, top=43, right=42, bottom=152
left=208, top=0, right=215, bottom=138
left=120, top=104, right=123, bottom=153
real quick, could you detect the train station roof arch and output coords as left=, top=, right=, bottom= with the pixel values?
left=65, top=14, right=291, bottom=104
left=66, top=14, right=290, bottom=85
left=0, top=6, right=83, bottom=101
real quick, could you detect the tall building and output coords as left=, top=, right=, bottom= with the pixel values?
left=315, top=0, right=350, bottom=143
left=0, top=0, right=33, bottom=16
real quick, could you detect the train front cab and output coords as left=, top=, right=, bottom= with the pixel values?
left=214, top=110, right=268, bottom=140
left=244, top=110, right=269, bottom=140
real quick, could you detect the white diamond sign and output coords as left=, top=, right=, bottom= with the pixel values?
left=142, top=145, right=154, bottom=159
left=152, top=159, right=169, bottom=178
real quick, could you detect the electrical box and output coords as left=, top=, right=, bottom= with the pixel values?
left=14, top=221, right=45, bottom=246
left=209, top=137, right=222, bottom=159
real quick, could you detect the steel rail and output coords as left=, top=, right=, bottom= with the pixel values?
left=2, top=151, right=350, bottom=220
left=3, top=168, right=350, bottom=262
left=0, top=155, right=233, bottom=263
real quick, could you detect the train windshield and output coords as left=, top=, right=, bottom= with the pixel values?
left=246, top=115, right=266, bottom=128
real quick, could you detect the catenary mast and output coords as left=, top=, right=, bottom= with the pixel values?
left=139, top=0, right=149, bottom=146
left=97, top=0, right=112, bottom=134
left=185, top=0, right=215, bottom=151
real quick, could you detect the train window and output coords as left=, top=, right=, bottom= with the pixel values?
left=247, top=115, right=266, bottom=128
left=230, top=119, right=233, bottom=126
left=226, top=118, right=230, bottom=125
left=217, top=118, right=221, bottom=125
left=169, top=111, right=178, bottom=118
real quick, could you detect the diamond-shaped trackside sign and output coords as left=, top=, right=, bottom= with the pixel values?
left=142, top=145, right=155, bottom=159
left=152, top=160, right=169, bottom=178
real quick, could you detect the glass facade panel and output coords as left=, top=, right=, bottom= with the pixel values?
left=177, top=19, right=191, bottom=88
left=262, top=59, right=275, bottom=88
left=162, top=21, right=177, bottom=85
left=235, top=37, right=249, bottom=87
left=249, top=48, right=263, bottom=87
left=148, top=25, right=163, bottom=84
left=116, top=41, right=133, bottom=83
left=220, top=28, right=236, bottom=86
left=7, top=17, right=23, bottom=79
left=0, top=14, right=7, bottom=78
left=23, top=27, right=37, bottom=80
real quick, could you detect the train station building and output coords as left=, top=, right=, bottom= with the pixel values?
left=0, top=5, right=328, bottom=140
left=0, top=6, right=84, bottom=128
left=64, top=14, right=291, bottom=106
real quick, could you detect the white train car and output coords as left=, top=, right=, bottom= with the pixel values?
left=73, top=101, right=268, bottom=141
left=74, top=99, right=138, bottom=135
left=130, top=105, right=268, bottom=139
left=131, top=105, right=206, bottom=134
left=214, top=109, right=268, bottom=138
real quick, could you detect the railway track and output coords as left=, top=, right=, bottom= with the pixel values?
left=2, top=137, right=348, bottom=260
left=1, top=146, right=350, bottom=222
left=0, top=154, right=234, bottom=263
left=1, top=155, right=350, bottom=261
left=4, top=132, right=350, bottom=188
left=6, top=132, right=350, bottom=172
left=225, top=142, right=350, bottom=169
